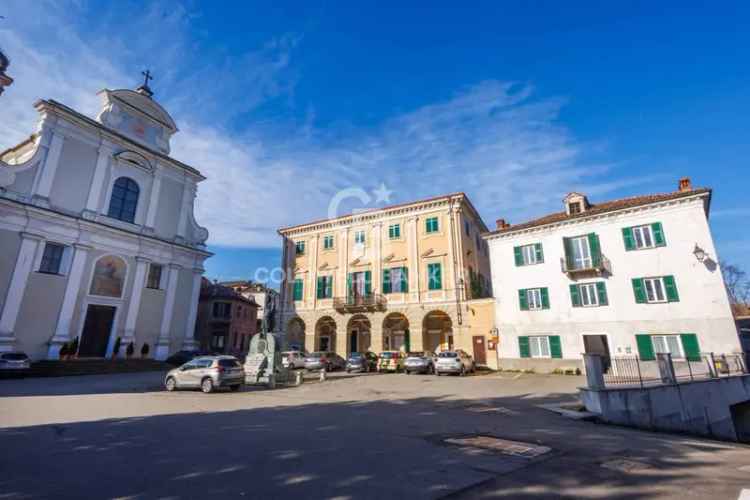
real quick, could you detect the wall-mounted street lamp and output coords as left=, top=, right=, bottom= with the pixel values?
left=693, top=244, right=708, bottom=263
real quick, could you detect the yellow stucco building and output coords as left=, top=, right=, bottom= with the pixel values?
left=278, top=193, right=498, bottom=369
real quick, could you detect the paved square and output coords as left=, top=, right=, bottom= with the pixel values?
left=1, top=371, right=750, bottom=499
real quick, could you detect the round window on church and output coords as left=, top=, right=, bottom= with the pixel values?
left=90, top=255, right=127, bottom=298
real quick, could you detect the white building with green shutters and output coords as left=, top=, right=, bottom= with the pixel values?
left=483, top=178, right=740, bottom=372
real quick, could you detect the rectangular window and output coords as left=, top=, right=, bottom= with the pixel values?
left=464, top=220, right=470, bottom=236
left=39, top=243, right=65, bottom=274
left=623, top=222, right=665, bottom=251
left=515, top=243, right=543, bottom=266
left=527, top=288, right=543, bottom=310
left=354, top=230, right=366, bottom=245
left=651, top=335, right=683, bottom=359
left=293, top=279, right=303, bottom=301
left=295, top=241, right=305, bottom=255
left=427, top=263, right=442, bottom=290
left=568, top=202, right=582, bottom=214
left=146, top=264, right=163, bottom=289
left=213, top=302, right=231, bottom=319
left=570, top=236, right=591, bottom=269
left=388, top=224, right=401, bottom=239
left=529, top=336, right=551, bottom=358
left=316, top=275, right=333, bottom=299
left=425, top=217, right=439, bottom=234
left=579, top=283, right=598, bottom=307
left=644, top=277, right=667, bottom=303
left=632, top=225, right=654, bottom=249
left=323, top=235, right=334, bottom=250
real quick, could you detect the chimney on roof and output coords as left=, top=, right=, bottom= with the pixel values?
left=678, top=177, right=692, bottom=192
left=496, top=218, right=510, bottom=230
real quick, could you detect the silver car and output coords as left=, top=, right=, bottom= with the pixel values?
left=281, top=351, right=307, bottom=369
left=405, top=351, right=436, bottom=374
left=435, top=350, right=475, bottom=376
left=0, top=352, right=31, bottom=371
left=164, top=355, right=244, bottom=393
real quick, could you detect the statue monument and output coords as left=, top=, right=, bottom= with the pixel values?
left=244, top=332, right=296, bottom=388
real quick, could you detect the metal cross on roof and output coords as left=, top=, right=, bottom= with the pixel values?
left=141, top=69, right=153, bottom=87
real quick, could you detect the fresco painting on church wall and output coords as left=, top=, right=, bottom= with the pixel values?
left=90, top=256, right=127, bottom=298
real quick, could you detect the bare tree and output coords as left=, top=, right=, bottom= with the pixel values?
left=721, top=262, right=750, bottom=305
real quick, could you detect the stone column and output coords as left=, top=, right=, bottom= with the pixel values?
left=47, top=243, right=92, bottom=359
left=154, top=263, right=182, bottom=360
left=32, top=131, right=64, bottom=207
left=409, top=326, right=423, bottom=352
left=182, top=267, right=204, bottom=350
left=120, top=256, right=150, bottom=355
left=144, top=170, right=163, bottom=232
left=82, top=143, right=113, bottom=219
left=335, top=320, right=347, bottom=357
left=309, top=234, right=319, bottom=306
left=370, top=319, right=384, bottom=354
left=407, top=217, right=420, bottom=302
left=0, top=232, right=44, bottom=351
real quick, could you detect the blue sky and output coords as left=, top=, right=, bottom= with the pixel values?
left=1, top=1, right=749, bottom=287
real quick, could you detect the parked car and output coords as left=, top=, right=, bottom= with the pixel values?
left=304, top=351, right=346, bottom=372
left=346, top=352, right=378, bottom=373
left=435, top=350, right=475, bottom=376
left=0, top=352, right=31, bottom=371
left=281, top=351, right=307, bottom=369
left=164, top=355, right=244, bottom=393
left=404, top=351, right=436, bottom=374
left=377, top=351, right=406, bottom=373
left=165, top=350, right=211, bottom=366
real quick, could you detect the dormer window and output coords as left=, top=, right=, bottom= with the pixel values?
left=564, top=193, right=589, bottom=216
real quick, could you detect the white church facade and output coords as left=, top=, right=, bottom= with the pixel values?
left=0, top=80, right=210, bottom=360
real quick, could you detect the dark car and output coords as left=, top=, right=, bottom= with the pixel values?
left=165, top=350, right=211, bottom=366
left=404, top=351, right=436, bottom=374
left=346, top=352, right=378, bottom=373
left=304, top=351, right=346, bottom=372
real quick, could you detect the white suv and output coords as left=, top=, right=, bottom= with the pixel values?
left=435, top=350, right=475, bottom=376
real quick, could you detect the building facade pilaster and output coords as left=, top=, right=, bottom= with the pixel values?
left=144, top=169, right=163, bottom=232
left=121, top=256, right=150, bottom=353
left=155, top=263, right=182, bottom=360
left=47, top=243, right=93, bottom=359
left=31, top=131, right=64, bottom=207
left=182, top=267, right=204, bottom=350
left=82, top=143, right=113, bottom=219
left=0, top=232, right=44, bottom=351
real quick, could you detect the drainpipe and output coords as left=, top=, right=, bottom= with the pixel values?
left=448, top=198, right=463, bottom=326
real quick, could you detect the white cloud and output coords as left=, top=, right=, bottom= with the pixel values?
left=1, top=1, right=651, bottom=249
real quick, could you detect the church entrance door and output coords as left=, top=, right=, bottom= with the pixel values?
left=78, top=305, right=116, bottom=357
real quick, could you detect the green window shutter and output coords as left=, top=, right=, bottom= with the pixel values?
left=632, top=278, right=647, bottom=303
left=588, top=233, right=601, bottom=267
left=518, top=336, right=530, bottom=358
left=622, top=227, right=636, bottom=251
left=395, top=225, right=400, bottom=238
left=316, top=277, right=324, bottom=299
left=540, top=287, right=550, bottom=309
left=514, top=246, right=524, bottom=266
left=382, top=269, right=391, bottom=294
left=664, top=275, right=679, bottom=302
left=596, top=281, right=608, bottom=306
left=652, top=222, right=666, bottom=247
left=347, top=273, right=353, bottom=301
left=293, top=279, right=303, bottom=301
left=401, top=267, right=409, bottom=292
left=636, top=334, right=655, bottom=361
left=549, top=336, right=562, bottom=358
left=364, top=270, right=372, bottom=295
left=518, top=289, right=529, bottom=310
left=569, top=284, right=581, bottom=307
left=680, top=333, right=701, bottom=362
left=563, top=237, right=574, bottom=270
left=535, top=243, right=544, bottom=263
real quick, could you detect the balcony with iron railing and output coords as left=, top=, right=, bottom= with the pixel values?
left=333, top=293, right=387, bottom=313
left=560, top=254, right=612, bottom=277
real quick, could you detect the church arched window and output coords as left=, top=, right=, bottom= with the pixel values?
left=107, top=177, right=140, bottom=223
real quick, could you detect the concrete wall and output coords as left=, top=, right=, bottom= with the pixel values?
left=15, top=271, right=67, bottom=359
left=0, top=229, right=21, bottom=314
left=486, top=193, right=740, bottom=373
left=154, top=177, right=182, bottom=239
left=581, top=375, right=750, bottom=442
left=48, top=137, right=97, bottom=214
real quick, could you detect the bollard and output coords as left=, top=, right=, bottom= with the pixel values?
left=268, top=373, right=276, bottom=389
left=295, top=370, right=304, bottom=386
left=319, top=368, right=327, bottom=382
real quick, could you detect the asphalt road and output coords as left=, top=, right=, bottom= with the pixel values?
left=2, top=371, right=750, bottom=499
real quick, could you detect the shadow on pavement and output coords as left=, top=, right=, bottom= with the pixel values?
left=1, top=391, right=748, bottom=499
